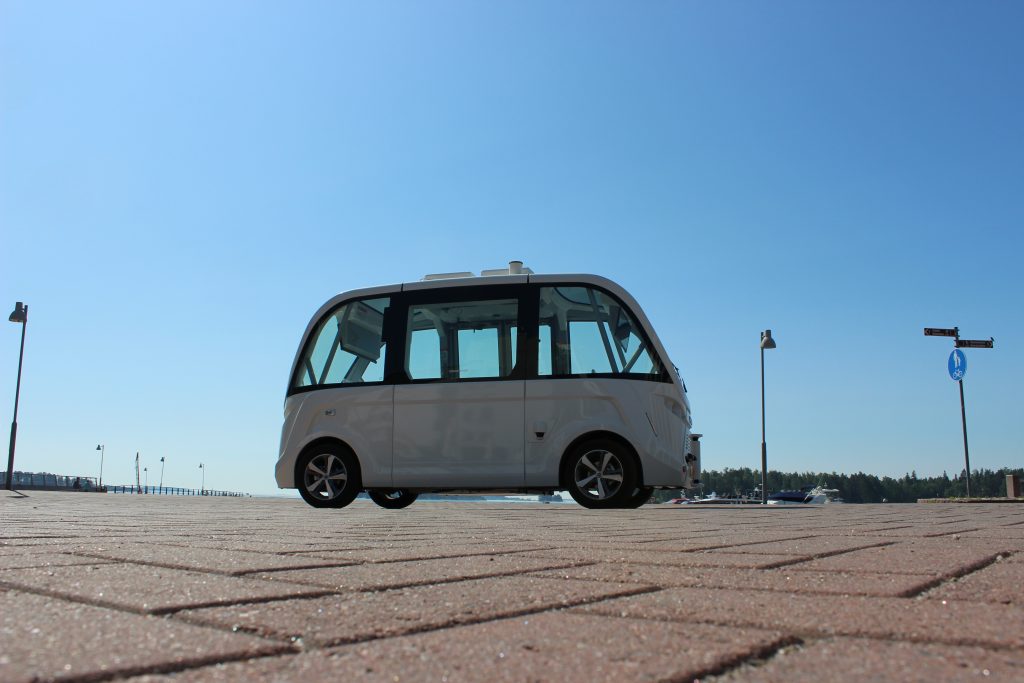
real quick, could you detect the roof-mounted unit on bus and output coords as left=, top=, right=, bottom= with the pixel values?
left=423, top=260, right=534, bottom=281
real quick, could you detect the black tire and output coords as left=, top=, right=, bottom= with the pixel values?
left=367, top=489, right=418, bottom=509
left=621, top=486, right=654, bottom=509
left=296, top=443, right=361, bottom=509
left=562, top=438, right=640, bottom=509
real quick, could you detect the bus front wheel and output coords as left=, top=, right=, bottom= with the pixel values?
left=296, top=444, right=361, bottom=509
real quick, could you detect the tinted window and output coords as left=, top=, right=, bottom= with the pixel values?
left=293, top=297, right=390, bottom=388
left=405, top=298, right=519, bottom=380
left=538, top=286, right=662, bottom=378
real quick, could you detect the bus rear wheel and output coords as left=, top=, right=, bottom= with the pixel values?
left=367, top=489, right=418, bottom=509
left=296, top=444, right=361, bottom=509
left=621, top=486, right=654, bottom=508
left=563, top=438, right=639, bottom=509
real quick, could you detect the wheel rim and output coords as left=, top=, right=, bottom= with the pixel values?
left=304, top=453, right=348, bottom=500
left=574, top=449, right=624, bottom=500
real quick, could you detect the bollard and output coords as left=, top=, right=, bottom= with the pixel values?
left=1007, top=474, right=1021, bottom=499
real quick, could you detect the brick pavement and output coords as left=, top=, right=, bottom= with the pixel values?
left=1, top=491, right=1021, bottom=682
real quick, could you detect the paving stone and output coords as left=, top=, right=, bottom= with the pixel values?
left=72, top=542, right=359, bottom=575
left=701, top=537, right=891, bottom=556
left=638, top=533, right=820, bottom=551
left=0, top=562, right=330, bottom=614
left=254, top=554, right=578, bottom=591
left=157, top=539, right=371, bottom=553
left=927, top=558, right=1024, bottom=605
left=292, top=542, right=552, bottom=563
left=126, top=612, right=793, bottom=683
left=0, top=590, right=290, bottom=683
left=716, top=637, right=1024, bottom=683
left=179, top=575, right=651, bottom=647
left=529, top=563, right=937, bottom=597
left=572, top=586, right=1024, bottom=648
left=787, top=538, right=1010, bottom=576
left=0, top=551, right=117, bottom=570
left=526, top=548, right=798, bottom=568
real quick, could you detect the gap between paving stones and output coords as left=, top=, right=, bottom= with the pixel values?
left=251, top=558, right=594, bottom=592
left=67, top=550, right=364, bottom=576
left=695, top=635, right=807, bottom=683
left=0, top=575, right=343, bottom=617
left=747, top=540, right=898, bottom=569
left=33, top=645, right=298, bottom=683
left=278, top=544, right=560, bottom=563
left=573, top=590, right=1024, bottom=651
left=174, top=580, right=664, bottom=649
left=632, top=533, right=818, bottom=548
left=913, top=552, right=1016, bottom=600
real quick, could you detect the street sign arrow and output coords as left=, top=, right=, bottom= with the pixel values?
left=956, top=338, right=994, bottom=349
left=924, top=327, right=958, bottom=337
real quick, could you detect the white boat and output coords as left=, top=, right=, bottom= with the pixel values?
left=766, top=485, right=840, bottom=505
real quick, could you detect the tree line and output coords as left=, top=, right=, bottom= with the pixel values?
left=653, top=466, right=1023, bottom=503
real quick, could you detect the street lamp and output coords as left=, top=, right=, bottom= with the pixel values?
left=760, top=329, right=777, bottom=504
left=159, top=456, right=165, bottom=490
left=96, top=444, right=105, bottom=488
left=6, top=302, right=28, bottom=491
left=199, top=463, right=204, bottom=494
left=143, top=467, right=148, bottom=490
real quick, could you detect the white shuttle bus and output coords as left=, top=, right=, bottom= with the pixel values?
left=277, top=262, right=701, bottom=510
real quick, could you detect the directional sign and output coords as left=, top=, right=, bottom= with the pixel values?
left=956, top=339, right=994, bottom=349
left=948, top=349, right=967, bottom=381
left=924, top=327, right=958, bottom=337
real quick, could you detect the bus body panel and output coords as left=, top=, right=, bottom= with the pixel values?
left=524, top=378, right=686, bottom=488
left=393, top=380, right=524, bottom=488
left=275, top=386, right=394, bottom=488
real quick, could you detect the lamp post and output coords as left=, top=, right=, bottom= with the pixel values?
left=760, top=329, right=777, bottom=504
left=199, top=463, right=204, bottom=494
left=96, top=444, right=105, bottom=488
left=143, top=467, right=148, bottom=490
left=159, top=456, right=165, bottom=490
left=6, top=302, right=28, bottom=491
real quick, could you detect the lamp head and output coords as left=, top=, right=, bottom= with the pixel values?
left=96, top=445, right=102, bottom=451
left=760, top=329, right=777, bottom=350
left=9, top=302, right=27, bottom=323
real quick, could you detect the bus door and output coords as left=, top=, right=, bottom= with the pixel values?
left=392, top=288, right=527, bottom=488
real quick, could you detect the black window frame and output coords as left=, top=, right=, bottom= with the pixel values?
left=287, top=294, right=396, bottom=396
left=532, top=283, right=671, bottom=384
left=390, top=285, right=533, bottom=385
left=287, top=281, right=671, bottom=396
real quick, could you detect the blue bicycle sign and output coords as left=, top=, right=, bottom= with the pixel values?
left=948, top=349, right=966, bottom=381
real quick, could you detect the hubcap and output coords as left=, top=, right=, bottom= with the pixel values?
left=574, top=449, right=624, bottom=500
left=304, top=453, right=348, bottom=499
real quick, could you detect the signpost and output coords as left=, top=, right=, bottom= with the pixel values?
left=924, top=326, right=995, bottom=497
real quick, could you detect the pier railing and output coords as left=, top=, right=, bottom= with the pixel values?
left=1, top=471, right=247, bottom=497
left=107, top=485, right=246, bottom=497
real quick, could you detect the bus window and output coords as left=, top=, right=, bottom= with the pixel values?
left=293, top=297, right=390, bottom=388
left=405, top=298, right=519, bottom=381
left=538, top=286, right=661, bottom=378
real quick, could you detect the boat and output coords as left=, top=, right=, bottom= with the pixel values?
left=684, top=491, right=761, bottom=505
left=766, top=485, right=840, bottom=505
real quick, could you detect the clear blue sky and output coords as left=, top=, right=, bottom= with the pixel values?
left=2, top=1, right=1021, bottom=495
